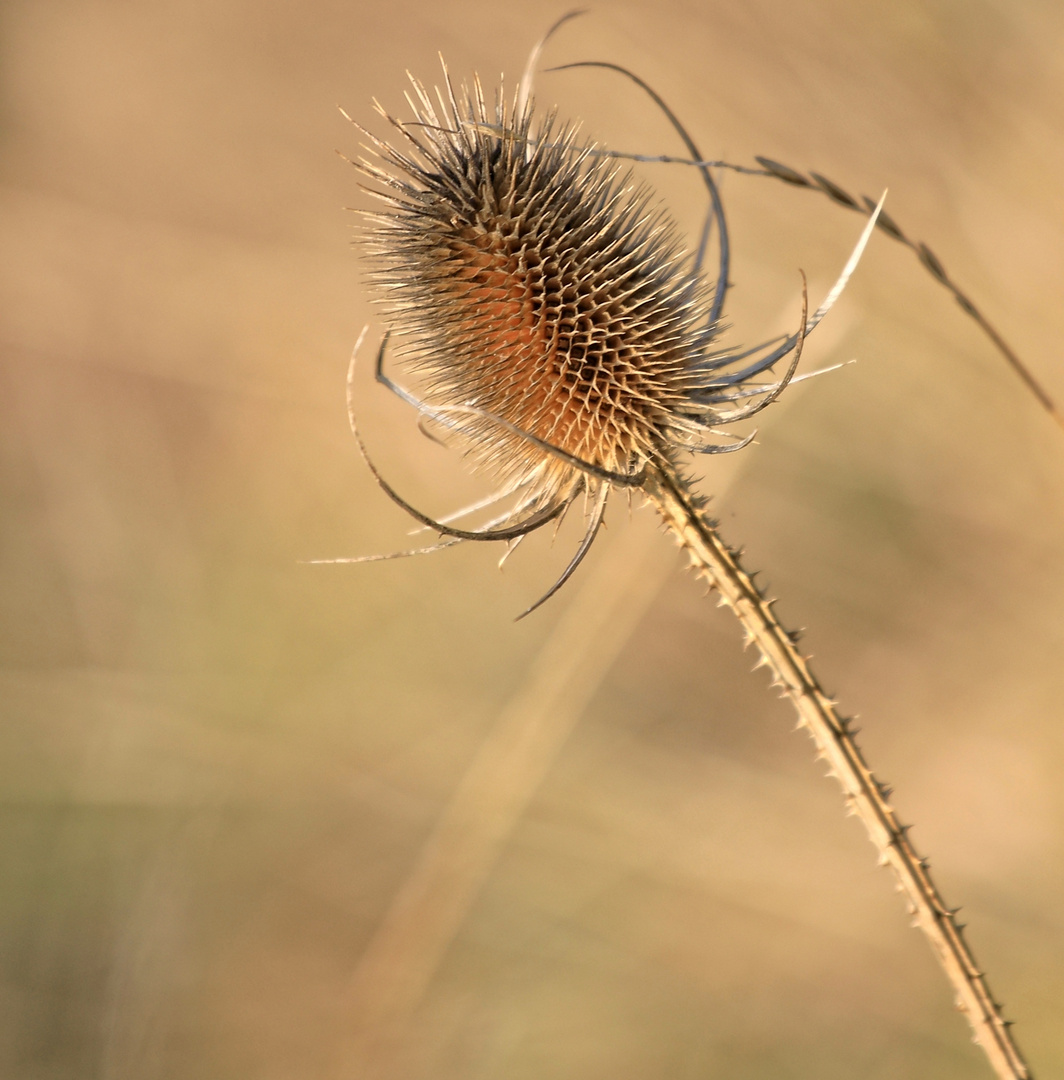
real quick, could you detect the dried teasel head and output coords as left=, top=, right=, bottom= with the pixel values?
left=360, top=75, right=726, bottom=496
left=340, top=50, right=881, bottom=616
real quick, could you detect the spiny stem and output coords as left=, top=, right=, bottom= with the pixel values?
left=647, top=466, right=1032, bottom=1080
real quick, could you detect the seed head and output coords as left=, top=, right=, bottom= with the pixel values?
left=357, top=72, right=730, bottom=505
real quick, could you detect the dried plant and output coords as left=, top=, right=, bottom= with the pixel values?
left=333, top=14, right=1045, bottom=1080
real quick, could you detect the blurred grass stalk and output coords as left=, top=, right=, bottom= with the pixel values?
left=337, top=506, right=673, bottom=1079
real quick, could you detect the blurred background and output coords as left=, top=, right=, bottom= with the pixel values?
left=2, top=0, right=1063, bottom=1077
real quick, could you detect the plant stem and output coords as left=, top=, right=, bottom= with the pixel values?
left=647, top=466, right=1032, bottom=1080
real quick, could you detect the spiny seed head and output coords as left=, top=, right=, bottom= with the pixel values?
left=357, top=71, right=727, bottom=502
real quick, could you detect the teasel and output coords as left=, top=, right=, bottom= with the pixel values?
left=343, top=65, right=841, bottom=615
left=332, top=17, right=1034, bottom=1080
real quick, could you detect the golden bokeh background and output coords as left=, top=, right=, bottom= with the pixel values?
left=2, top=1, right=1063, bottom=1077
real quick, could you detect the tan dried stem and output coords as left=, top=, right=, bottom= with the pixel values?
left=647, top=465, right=1033, bottom=1080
